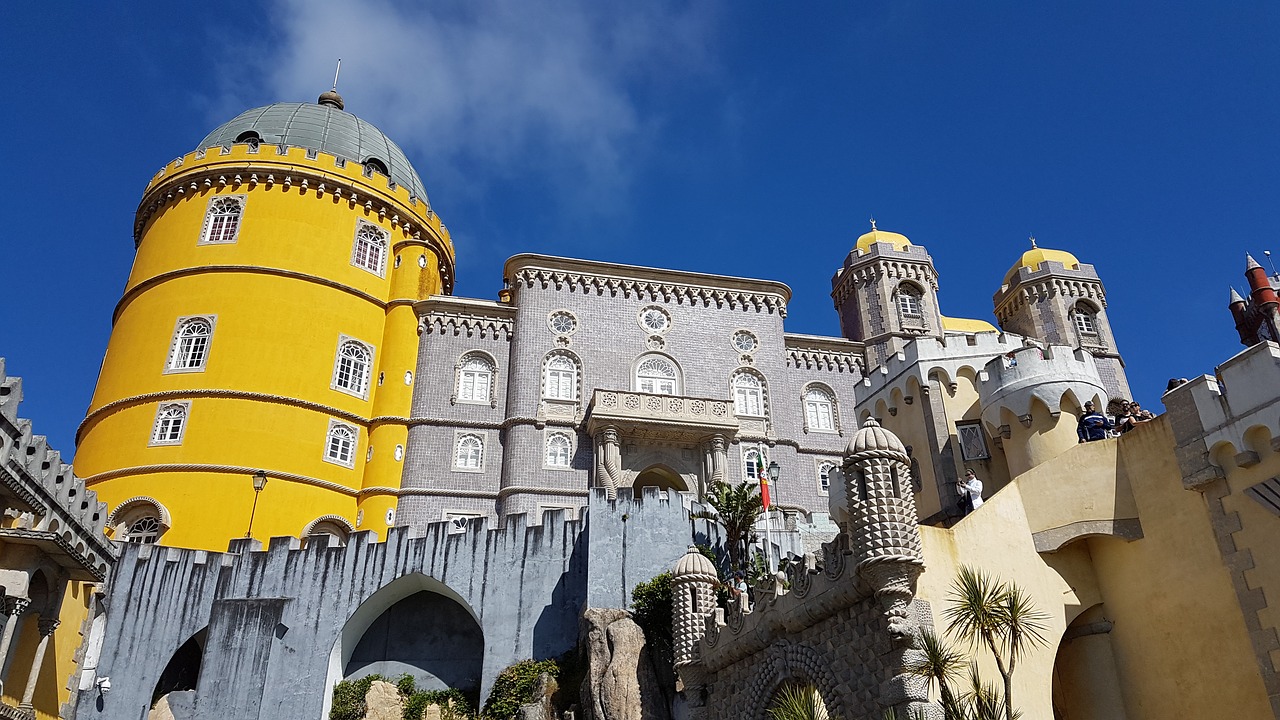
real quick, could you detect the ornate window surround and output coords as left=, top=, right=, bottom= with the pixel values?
left=742, top=446, right=764, bottom=482
left=302, top=515, right=354, bottom=544
left=732, top=329, right=759, bottom=354
left=729, top=367, right=769, bottom=420
left=331, top=335, right=375, bottom=400
left=816, top=459, right=837, bottom=495
left=547, top=309, right=579, bottom=337
left=801, top=383, right=841, bottom=434
left=149, top=401, right=190, bottom=446
left=198, top=194, right=245, bottom=245
left=894, top=281, right=926, bottom=330
left=453, top=350, right=499, bottom=408
left=544, top=430, right=574, bottom=470
left=350, top=219, right=390, bottom=278
left=541, top=350, right=583, bottom=402
left=632, top=352, right=682, bottom=395
left=637, top=305, right=673, bottom=335
left=1072, top=300, right=1100, bottom=337
left=324, top=419, right=359, bottom=468
left=107, top=496, right=172, bottom=543
left=165, top=315, right=216, bottom=374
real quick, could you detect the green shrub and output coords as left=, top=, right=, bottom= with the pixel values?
left=405, top=687, right=474, bottom=720
left=631, top=572, right=674, bottom=668
left=329, top=674, right=385, bottom=720
left=481, top=658, right=559, bottom=720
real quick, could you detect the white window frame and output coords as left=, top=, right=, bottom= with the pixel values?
left=455, top=352, right=497, bottom=406
left=149, top=402, right=190, bottom=446
left=350, top=219, right=389, bottom=278
left=543, top=353, right=580, bottom=401
left=743, top=447, right=763, bottom=482
left=547, top=310, right=579, bottom=336
left=537, top=504, right=578, bottom=522
left=331, top=335, right=375, bottom=400
left=803, top=385, right=837, bottom=433
left=453, top=432, right=486, bottom=473
left=323, top=420, right=359, bottom=468
left=444, top=511, right=484, bottom=533
left=956, top=421, right=990, bottom=461
left=1074, top=304, right=1099, bottom=336
left=544, top=430, right=574, bottom=469
left=817, top=460, right=837, bottom=495
left=634, top=354, right=680, bottom=395
left=165, top=316, right=216, bottom=374
left=731, top=370, right=766, bottom=418
left=637, top=305, right=672, bottom=334
left=124, top=515, right=164, bottom=544
left=198, top=195, right=245, bottom=245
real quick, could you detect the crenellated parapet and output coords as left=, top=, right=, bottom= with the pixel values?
left=0, top=359, right=115, bottom=582
left=784, top=333, right=866, bottom=375
left=977, top=344, right=1106, bottom=432
left=856, top=331, right=1027, bottom=411
left=992, top=258, right=1105, bottom=325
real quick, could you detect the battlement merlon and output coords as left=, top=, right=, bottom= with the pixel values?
left=978, top=344, right=1106, bottom=428
left=992, top=259, right=1104, bottom=312
left=832, top=241, right=937, bottom=280
left=0, top=358, right=117, bottom=580
left=1163, top=341, right=1280, bottom=484
left=856, top=332, right=1027, bottom=401
left=134, top=143, right=453, bottom=264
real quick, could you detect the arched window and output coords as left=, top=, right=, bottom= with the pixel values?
left=454, top=433, right=484, bottom=471
left=167, top=317, right=214, bottom=372
left=1074, top=303, right=1098, bottom=335
left=150, top=402, right=189, bottom=446
left=545, top=432, right=572, bottom=468
left=200, top=196, right=244, bottom=245
left=350, top=220, right=389, bottom=277
left=304, top=517, right=352, bottom=546
left=332, top=338, right=373, bottom=398
left=234, top=131, right=261, bottom=149
left=324, top=421, right=358, bottom=467
left=897, top=283, right=923, bottom=320
left=125, top=516, right=163, bottom=544
left=635, top=356, right=678, bottom=395
left=731, top=371, right=764, bottom=417
left=363, top=158, right=390, bottom=176
left=456, top=353, right=495, bottom=405
left=543, top=354, right=579, bottom=400
left=743, top=447, right=762, bottom=482
left=817, top=461, right=836, bottom=494
left=803, top=386, right=836, bottom=432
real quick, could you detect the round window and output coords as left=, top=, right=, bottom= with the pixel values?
left=733, top=331, right=758, bottom=353
left=638, top=306, right=671, bottom=334
left=549, top=310, right=578, bottom=335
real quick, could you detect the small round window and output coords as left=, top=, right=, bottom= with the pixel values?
left=638, top=306, right=671, bottom=334
left=548, top=310, right=578, bottom=336
left=733, top=330, right=758, bottom=353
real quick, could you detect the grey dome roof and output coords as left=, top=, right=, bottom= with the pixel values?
left=198, top=102, right=429, bottom=202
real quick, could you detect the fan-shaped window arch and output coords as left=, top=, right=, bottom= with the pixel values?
left=324, top=421, right=358, bottom=468
left=803, top=384, right=839, bottom=433
left=896, top=282, right=924, bottom=322
left=107, top=496, right=171, bottom=544
left=1073, top=301, right=1099, bottom=336
left=150, top=402, right=190, bottom=446
left=743, top=447, right=763, bottom=482
left=455, top=352, right=497, bottom=406
left=817, top=460, right=836, bottom=494
left=304, top=515, right=354, bottom=545
left=167, top=316, right=215, bottom=372
left=634, top=354, right=680, bottom=395
left=454, top=433, right=485, bottom=471
left=199, top=195, right=245, bottom=245
left=542, top=352, right=581, bottom=401
left=332, top=337, right=374, bottom=398
left=731, top=369, right=767, bottom=418
left=363, top=157, right=389, bottom=176
left=545, top=431, right=573, bottom=468
left=351, top=220, right=389, bottom=277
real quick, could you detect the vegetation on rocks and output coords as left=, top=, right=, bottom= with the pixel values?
left=480, top=659, right=560, bottom=720
left=328, top=673, right=475, bottom=720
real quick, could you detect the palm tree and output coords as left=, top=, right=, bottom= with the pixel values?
left=943, top=566, right=1049, bottom=720
left=903, top=630, right=967, bottom=719
left=768, top=683, right=838, bottom=720
left=690, top=480, right=763, bottom=571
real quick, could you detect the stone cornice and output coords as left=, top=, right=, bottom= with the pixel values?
left=81, top=463, right=359, bottom=496
left=832, top=258, right=939, bottom=304
left=993, top=262, right=1105, bottom=317
left=417, top=296, right=517, bottom=340
left=504, top=254, right=790, bottom=316
left=783, top=334, right=867, bottom=374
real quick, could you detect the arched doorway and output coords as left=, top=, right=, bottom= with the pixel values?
left=1051, top=603, right=1129, bottom=719
left=634, top=464, right=688, bottom=492
left=152, top=628, right=207, bottom=705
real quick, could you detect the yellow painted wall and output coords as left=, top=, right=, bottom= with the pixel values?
left=0, top=581, right=94, bottom=720
left=75, top=145, right=450, bottom=550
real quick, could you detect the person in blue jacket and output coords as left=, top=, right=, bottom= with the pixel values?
left=1077, top=401, right=1112, bottom=442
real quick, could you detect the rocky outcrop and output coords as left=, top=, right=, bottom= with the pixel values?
left=580, top=608, right=671, bottom=720
left=517, top=672, right=558, bottom=720
left=148, top=691, right=195, bottom=720
left=362, top=680, right=404, bottom=720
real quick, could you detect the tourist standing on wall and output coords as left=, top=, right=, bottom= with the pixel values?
left=1078, top=401, right=1112, bottom=442
left=958, top=469, right=983, bottom=516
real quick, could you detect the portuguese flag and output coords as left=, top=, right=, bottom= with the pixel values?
left=757, top=453, right=771, bottom=509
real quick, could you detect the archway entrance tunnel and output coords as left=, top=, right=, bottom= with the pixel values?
left=633, top=464, right=689, bottom=493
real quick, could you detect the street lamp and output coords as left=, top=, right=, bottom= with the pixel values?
left=245, top=470, right=268, bottom=538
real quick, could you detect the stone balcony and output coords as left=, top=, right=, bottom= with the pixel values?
left=586, top=390, right=739, bottom=442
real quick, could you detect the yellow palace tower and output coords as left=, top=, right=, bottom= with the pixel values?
left=73, top=90, right=454, bottom=549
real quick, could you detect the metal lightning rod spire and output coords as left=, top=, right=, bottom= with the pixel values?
left=332, top=59, right=342, bottom=92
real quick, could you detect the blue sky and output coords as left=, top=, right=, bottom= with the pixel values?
left=2, top=1, right=1278, bottom=454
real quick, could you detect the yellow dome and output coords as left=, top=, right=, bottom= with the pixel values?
left=1003, top=247, right=1081, bottom=286
left=941, top=316, right=999, bottom=333
left=855, top=228, right=912, bottom=253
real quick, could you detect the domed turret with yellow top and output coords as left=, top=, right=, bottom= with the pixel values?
left=1001, top=236, right=1081, bottom=290
left=74, top=88, right=455, bottom=550
left=854, top=218, right=913, bottom=254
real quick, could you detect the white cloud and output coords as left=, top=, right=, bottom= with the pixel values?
left=224, top=0, right=718, bottom=209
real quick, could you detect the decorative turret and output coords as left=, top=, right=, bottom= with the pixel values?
left=671, top=546, right=719, bottom=689
left=1228, top=255, right=1280, bottom=346
left=831, top=222, right=943, bottom=368
left=843, top=418, right=925, bottom=642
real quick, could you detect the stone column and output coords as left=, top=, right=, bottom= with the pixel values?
left=0, top=596, right=31, bottom=689
left=17, top=617, right=58, bottom=711
left=593, top=425, right=621, bottom=500
left=708, top=434, right=727, bottom=487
